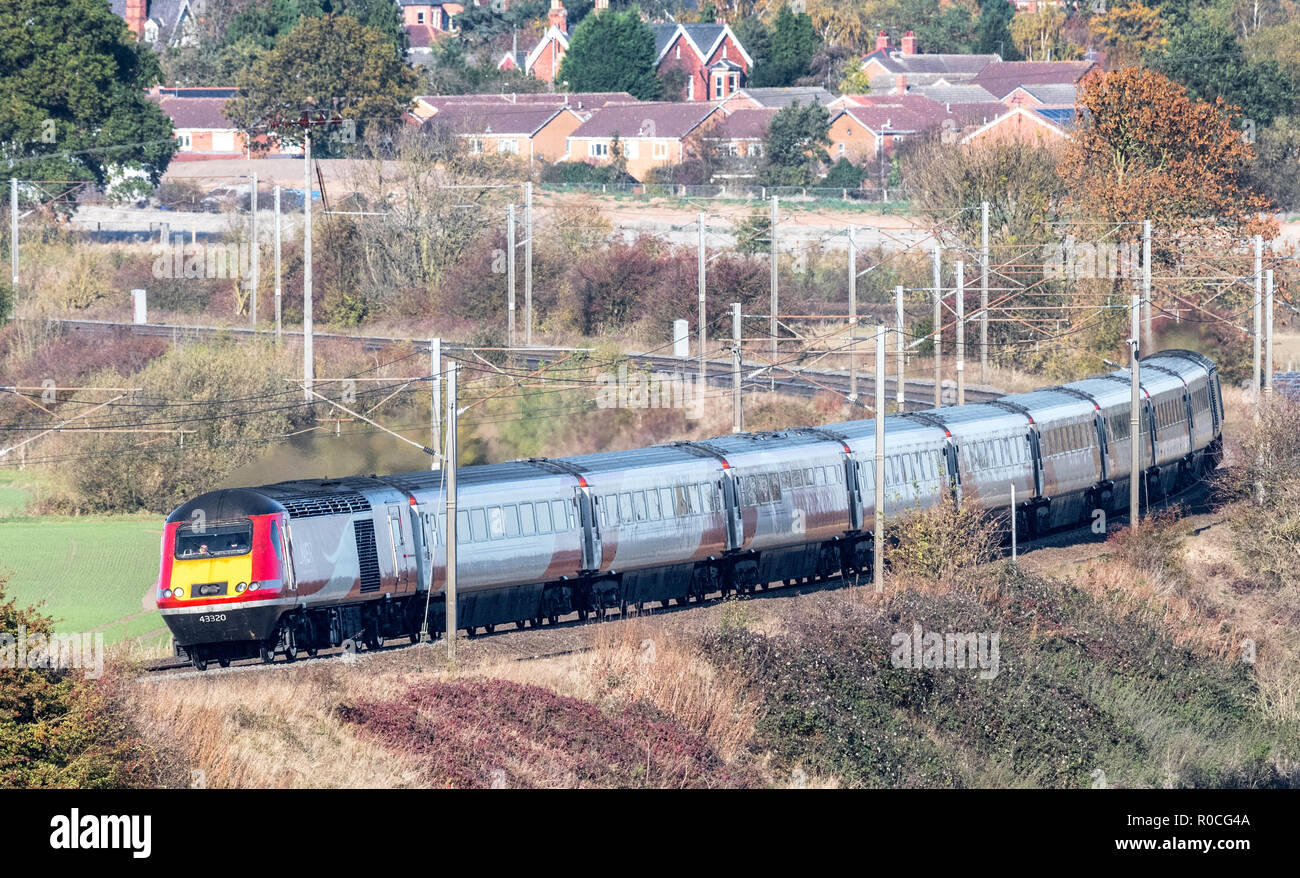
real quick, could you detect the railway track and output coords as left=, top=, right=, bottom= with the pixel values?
left=36, top=317, right=1003, bottom=411
left=138, top=483, right=1213, bottom=679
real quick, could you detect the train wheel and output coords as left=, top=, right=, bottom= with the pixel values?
left=484, top=624, right=495, bottom=634
left=517, top=620, right=528, bottom=630
left=343, top=638, right=359, bottom=654
left=283, top=631, right=298, bottom=663
left=259, top=644, right=276, bottom=664
left=191, top=653, right=208, bottom=672
left=548, top=613, right=559, bottom=626
left=217, top=658, right=231, bottom=668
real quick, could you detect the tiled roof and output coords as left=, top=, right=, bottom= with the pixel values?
left=834, top=95, right=956, bottom=133
left=736, top=87, right=835, bottom=108
left=407, top=24, right=440, bottom=48
left=863, top=49, right=999, bottom=77
left=972, top=61, right=1097, bottom=99
left=417, top=93, right=637, bottom=114
left=915, top=84, right=999, bottom=104
left=652, top=22, right=725, bottom=59
left=947, top=101, right=1014, bottom=126
left=704, top=107, right=779, bottom=139
left=423, top=104, right=571, bottom=137
left=1012, top=83, right=1080, bottom=105
left=150, top=95, right=234, bottom=131
left=570, top=102, right=719, bottom=139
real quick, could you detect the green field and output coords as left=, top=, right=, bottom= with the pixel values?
left=0, top=471, right=171, bottom=652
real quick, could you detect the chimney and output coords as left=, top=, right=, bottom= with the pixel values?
left=875, top=30, right=889, bottom=52
left=595, top=0, right=609, bottom=11
left=893, top=74, right=907, bottom=95
left=124, top=0, right=147, bottom=38
left=549, top=0, right=567, bottom=34
left=901, top=30, right=917, bottom=55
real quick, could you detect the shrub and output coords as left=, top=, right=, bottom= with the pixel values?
left=884, top=494, right=1001, bottom=588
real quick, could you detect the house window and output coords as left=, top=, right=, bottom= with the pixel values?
left=498, top=139, right=519, bottom=154
left=176, top=133, right=192, bottom=148
left=468, top=138, right=483, bottom=154
left=688, top=78, right=694, bottom=100
left=589, top=141, right=609, bottom=157
left=625, top=140, right=638, bottom=159
left=417, top=11, right=425, bottom=23
left=714, top=75, right=724, bottom=97
left=730, top=73, right=738, bottom=91
left=653, top=142, right=668, bottom=159
left=676, top=44, right=681, bottom=60
left=838, top=142, right=845, bottom=156
left=750, top=143, right=763, bottom=157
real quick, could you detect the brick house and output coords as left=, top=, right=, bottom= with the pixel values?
left=147, top=91, right=287, bottom=160
left=422, top=103, right=585, bottom=164
left=111, top=0, right=198, bottom=48
left=701, top=108, right=778, bottom=161
left=827, top=95, right=967, bottom=161
left=651, top=22, right=752, bottom=101
left=860, top=30, right=1000, bottom=92
left=971, top=60, right=1098, bottom=101
left=412, top=92, right=636, bottom=123
left=564, top=102, right=722, bottom=181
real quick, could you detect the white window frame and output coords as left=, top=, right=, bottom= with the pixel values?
left=625, top=140, right=639, bottom=159
left=588, top=141, right=609, bottom=158
left=497, top=139, right=519, bottom=155
left=652, top=141, right=668, bottom=159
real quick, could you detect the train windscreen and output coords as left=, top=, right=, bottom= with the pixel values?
left=174, top=521, right=253, bottom=560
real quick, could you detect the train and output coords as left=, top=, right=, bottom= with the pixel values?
left=156, top=349, right=1224, bottom=670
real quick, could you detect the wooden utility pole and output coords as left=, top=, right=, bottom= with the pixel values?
left=444, top=362, right=459, bottom=660
left=873, top=323, right=886, bottom=591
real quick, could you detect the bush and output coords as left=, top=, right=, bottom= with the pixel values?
left=0, top=576, right=180, bottom=787
left=884, top=494, right=1001, bottom=588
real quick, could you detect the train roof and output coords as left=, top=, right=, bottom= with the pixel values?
left=559, top=443, right=720, bottom=475
left=996, top=388, right=1098, bottom=421
left=165, top=487, right=287, bottom=524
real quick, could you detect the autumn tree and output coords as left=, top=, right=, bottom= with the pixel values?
left=226, top=14, right=418, bottom=154
left=1060, top=67, right=1275, bottom=236
left=1088, top=1, right=1166, bottom=67
left=757, top=101, right=831, bottom=186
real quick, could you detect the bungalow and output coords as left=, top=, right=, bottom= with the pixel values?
left=148, top=94, right=287, bottom=160
left=827, top=96, right=962, bottom=161
left=701, top=108, right=779, bottom=160
left=423, top=103, right=585, bottom=164
left=718, top=87, right=835, bottom=112
left=564, top=102, right=721, bottom=181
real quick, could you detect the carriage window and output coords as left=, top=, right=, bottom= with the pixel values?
left=753, top=477, right=770, bottom=504
left=456, top=510, right=470, bottom=544
left=660, top=487, right=675, bottom=516
left=470, top=508, right=487, bottom=541
left=521, top=502, right=536, bottom=535
left=780, top=471, right=791, bottom=489
left=619, top=493, right=634, bottom=523
left=175, top=520, right=252, bottom=560
left=536, top=501, right=553, bottom=533
left=815, top=466, right=826, bottom=486
left=647, top=489, right=661, bottom=520
left=768, top=474, right=782, bottom=502
left=675, top=485, right=691, bottom=514
left=690, top=484, right=704, bottom=513
left=487, top=506, right=506, bottom=539
left=504, top=505, right=520, bottom=538
left=633, top=491, right=648, bottom=521
left=552, top=500, right=568, bottom=530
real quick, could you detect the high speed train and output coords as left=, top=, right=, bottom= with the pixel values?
left=156, top=350, right=1223, bottom=670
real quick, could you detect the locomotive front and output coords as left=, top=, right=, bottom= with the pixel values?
left=157, top=489, right=294, bottom=669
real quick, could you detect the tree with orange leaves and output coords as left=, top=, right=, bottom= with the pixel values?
left=1060, top=66, right=1277, bottom=239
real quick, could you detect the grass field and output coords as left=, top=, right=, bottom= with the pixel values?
left=0, top=470, right=170, bottom=652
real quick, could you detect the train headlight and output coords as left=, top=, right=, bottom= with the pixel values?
left=235, top=582, right=247, bottom=593
left=247, top=582, right=259, bottom=592
left=173, top=586, right=184, bottom=598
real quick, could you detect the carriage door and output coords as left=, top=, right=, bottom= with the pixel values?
left=720, top=471, right=743, bottom=550
left=575, top=486, right=602, bottom=573
left=386, top=503, right=412, bottom=593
